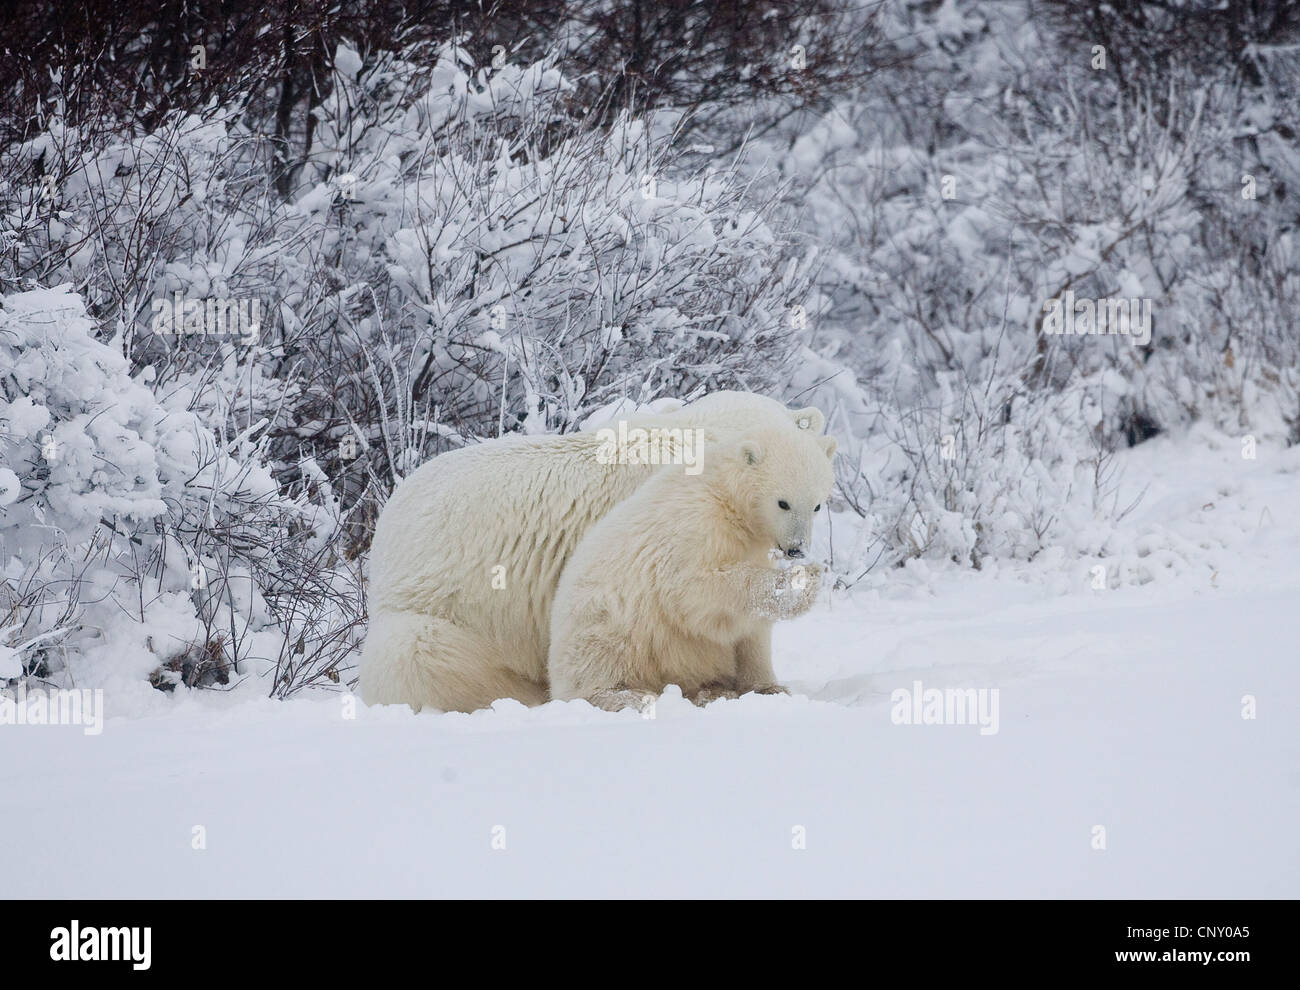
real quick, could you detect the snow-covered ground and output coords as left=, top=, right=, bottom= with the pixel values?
left=4, top=429, right=1298, bottom=897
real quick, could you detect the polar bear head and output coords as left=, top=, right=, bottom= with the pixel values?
left=722, top=426, right=837, bottom=560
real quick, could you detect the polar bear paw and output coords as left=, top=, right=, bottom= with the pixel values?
left=689, top=683, right=742, bottom=706
left=586, top=688, right=658, bottom=713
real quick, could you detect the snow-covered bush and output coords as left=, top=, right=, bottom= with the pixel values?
left=0, top=286, right=364, bottom=696
left=0, top=288, right=239, bottom=682
left=0, top=37, right=815, bottom=694
left=3, top=39, right=814, bottom=522
left=756, top=0, right=1300, bottom=574
left=3, top=1, right=1297, bottom=698
left=279, top=43, right=813, bottom=500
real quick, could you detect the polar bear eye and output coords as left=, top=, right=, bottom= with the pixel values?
left=778, top=500, right=791, bottom=511
left=814, top=504, right=822, bottom=512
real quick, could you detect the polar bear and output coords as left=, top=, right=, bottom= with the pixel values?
left=359, top=392, right=827, bottom=713
left=548, top=423, right=837, bottom=711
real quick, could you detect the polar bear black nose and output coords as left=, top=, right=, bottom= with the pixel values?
left=785, top=545, right=805, bottom=559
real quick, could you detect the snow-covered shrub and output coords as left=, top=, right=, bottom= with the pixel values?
left=3, top=0, right=1295, bottom=698
left=0, top=37, right=815, bottom=693
left=0, top=285, right=363, bottom=696
left=4, top=39, right=814, bottom=521
left=278, top=43, right=814, bottom=506
left=806, top=355, right=1129, bottom=581
left=754, top=0, right=1300, bottom=573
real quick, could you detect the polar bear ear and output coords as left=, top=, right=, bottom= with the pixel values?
left=791, top=406, right=825, bottom=433
left=818, top=435, right=838, bottom=459
left=740, top=440, right=764, bottom=466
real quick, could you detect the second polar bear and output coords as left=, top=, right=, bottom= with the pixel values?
left=548, top=423, right=837, bottom=711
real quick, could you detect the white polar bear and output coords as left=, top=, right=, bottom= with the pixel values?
left=359, top=392, right=827, bottom=713
left=548, top=423, right=837, bottom=711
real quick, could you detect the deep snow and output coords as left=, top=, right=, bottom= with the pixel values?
left=3, top=429, right=1298, bottom=897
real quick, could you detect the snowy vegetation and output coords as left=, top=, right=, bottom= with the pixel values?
left=2, top=0, right=1297, bottom=696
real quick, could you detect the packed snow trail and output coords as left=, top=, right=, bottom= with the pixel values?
left=3, top=432, right=1297, bottom=896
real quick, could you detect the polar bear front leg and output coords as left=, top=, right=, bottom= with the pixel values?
left=733, top=631, right=787, bottom=696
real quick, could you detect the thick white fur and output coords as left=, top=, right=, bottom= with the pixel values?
left=548, top=424, right=837, bottom=710
left=359, top=392, right=826, bottom=712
